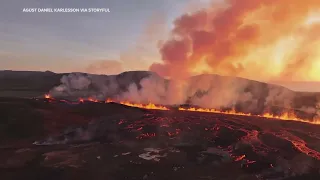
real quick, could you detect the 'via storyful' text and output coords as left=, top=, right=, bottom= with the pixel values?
left=22, top=8, right=110, bottom=13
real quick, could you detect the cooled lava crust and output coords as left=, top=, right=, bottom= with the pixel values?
left=0, top=97, right=320, bottom=180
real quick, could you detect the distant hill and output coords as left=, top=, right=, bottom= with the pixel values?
left=0, top=70, right=65, bottom=97
left=0, top=70, right=319, bottom=115
left=0, top=70, right=157, bottom=98
left=0, top=70, right=63, bottom=91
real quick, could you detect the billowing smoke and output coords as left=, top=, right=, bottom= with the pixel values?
left=265, top=86, right=295, bottom=108
left=49, top=71, right=318, bottom=115
left=50, top=73, right=120, bottom=100
left=150, top=0, right=320, bottom=81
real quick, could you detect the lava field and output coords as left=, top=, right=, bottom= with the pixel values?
left=0, top=97, right=320, bottom=180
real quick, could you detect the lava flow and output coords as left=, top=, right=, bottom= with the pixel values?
left=106, top=98, right=169, bottom=110
left=179, top=107, right=320, bottom=125
left=6, top=95, right=320, bottom=179
left=44, top=94, right=320, bottom=125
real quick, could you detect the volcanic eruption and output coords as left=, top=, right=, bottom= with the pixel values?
left=46, top=0, right=320, bottom=132
left=3, top=1, right=320, bottom=180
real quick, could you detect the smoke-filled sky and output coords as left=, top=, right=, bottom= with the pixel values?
left=1, top=0, right=320, bottom=89
left=151, top=0, right=320, bottom=81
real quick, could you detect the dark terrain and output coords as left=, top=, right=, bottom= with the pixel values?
left=0, top=97, right=320, bottom=180
left=1, top=70, right=320, bottom=180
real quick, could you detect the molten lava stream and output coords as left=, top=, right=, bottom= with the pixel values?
left=277, top=132, right=320, bottom=160
left=44, top=94, right=320, bottom=125
left=179, top=107, right=320, bottom=125
left=105, top=99, right=169, bottom=110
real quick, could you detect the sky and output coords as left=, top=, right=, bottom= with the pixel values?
left=1, top=0, right=320, bottom=92
left=0, top=0, right=204, bottom=73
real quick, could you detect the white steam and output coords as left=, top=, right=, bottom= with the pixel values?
left=49, top=71, right=319, bottom=114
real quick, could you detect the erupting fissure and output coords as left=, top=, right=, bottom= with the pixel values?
left=105, top=98, right=169, bottom=110
left=44, top=94, right=320, bottom=125
left=179, top=107, right=320, bottom=125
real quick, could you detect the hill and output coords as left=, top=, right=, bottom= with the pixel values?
left=0, top=70, right=319, bottom=115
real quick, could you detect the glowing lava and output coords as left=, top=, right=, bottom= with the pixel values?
left=42, top=94, right=320, bottom=124
left=179, top=107, right=320, bottom=125
left=87, top=98, right=98, bottom=102
left=179, top=107, right=252, bottom=116
left=120, top=101, right=169, bottom=111
left=44, top=94, right=51, bottom=99
left=106, top=99, right=169, bottom=111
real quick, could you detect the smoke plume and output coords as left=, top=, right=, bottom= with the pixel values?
left=150, top=0, right=320, bottom=81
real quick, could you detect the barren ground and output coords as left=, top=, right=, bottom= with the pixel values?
left=0, top=97, right=320, bottom=180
